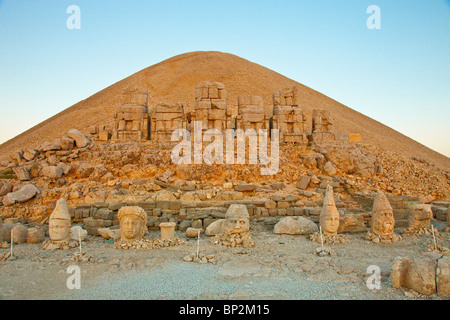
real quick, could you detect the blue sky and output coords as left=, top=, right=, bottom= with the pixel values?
left=0, top=0, right=449, bottom=157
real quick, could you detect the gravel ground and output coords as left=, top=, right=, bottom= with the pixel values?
left=0, top=222, right=449, bottom=300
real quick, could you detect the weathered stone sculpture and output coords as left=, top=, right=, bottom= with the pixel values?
left=366, top=191, right=401, bottom=243
left=371, top=191, right=395, bottom=235
left=209, top=204, right=255, bottom=248
left=310, top=185, right=349, bottom=244
left=236, top=95, right=271, bottom=133
left=48, top=199, right=72, bottom=244
left=319, top=185, right=340, bottom=236
left=118, top=206, right=148, bottom=243
left=403, top=204, right=433, bottom=235
left=113, top=86, right=149, bottom=140
left=392, top=255, right=449, bottom=297
left=151, top=103, right=187, bottom=141
left=272, top=86, right=306, bottom=143
left=312, top=109, right=334, bottom=142
left=190, top=81, right=231, bottom=133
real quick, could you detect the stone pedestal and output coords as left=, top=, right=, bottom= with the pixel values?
left=160, top=222, right=176, bottom=240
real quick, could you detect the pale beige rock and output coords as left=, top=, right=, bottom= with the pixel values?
left=41, top=165, right=64, bottom=178
left=319, top=186, right=340, bottom=235
left=27, top=228, right=45, bottom=244
left=371, top=191, right=395, bottom=236
left=3, top=184, right=39, bottom=206
left=70, top=226, right=87, bottom=241
left=117, top=206, right=147, bottom=242
left=160, top=222, right=176, bottom=240
left=338, top=214, right=366, bottom=233
left=185, top=227, right=204, bottom=238
left=98, top=228, right=121, bottom=240
left=407, top=204, right=433, bottom=230
left=67, top=129, right=91, bottom=148
left=49, top=199, right=72, bottom=244
left=205, top=219, right=225, bottom=236
left=274, top=217, right=318, bottom=235
left=11, top=224, right=28, bottom=244
left=391, top=256, right=437, bottom=295
left=437, top=255, right=450, bottom=297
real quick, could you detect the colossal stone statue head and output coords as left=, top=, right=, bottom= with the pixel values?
left=371, top=191, right=395, bottom=236
left=49, top=199, right=72, bottom=243
left=223, top=204, right=250, bottom=234
left=319, top=186, right=340, bottom=235
left=118, top=206, right=147, bottom=242
left=408, top=204, right=433, bottom=230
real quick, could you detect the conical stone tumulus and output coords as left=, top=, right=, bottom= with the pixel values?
left=319, top=185, right=340, bottom=235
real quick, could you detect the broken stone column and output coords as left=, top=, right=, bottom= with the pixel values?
left=312, top=109, right=334, bottom=142
left=160, top=222, right=176, bottom=240
left=112, top=86, right=150, bottom=140
left=272, top=86, right=306, bottom=143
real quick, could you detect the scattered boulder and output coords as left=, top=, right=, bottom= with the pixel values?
left=338, top=214, right=366, bottom=233
left=27, top=228, right=45, bottom=244
left=0, top=183, right=13, bottom=196
left=22, top=148, right=38, bottom=161
left=296, top=176, right=311, bottom=190
left=437, top=255, right=450, bottom=297
left=70, top=226, right=88, bottom=241
left=274, top=217, right=318, bottom=235
left=13, top=167, right=31, bottom=181
left=3, top=184, right=39, bottom=206
left=11, top=224, right=28, bottom=244
left=205, top=219, right=225, bottom=236
left=67, top=129, right=91, bottom=148
left=185, top=227, right=204, bottom=238
left=57, top=162, right=72, bottom=175
left=178, top=220, right=192, bottom=232
left=322, top=161, right=337, bottom=176
left=41, top=166, right=64, bottom=179
left=98, top=228, right=121, bottom=240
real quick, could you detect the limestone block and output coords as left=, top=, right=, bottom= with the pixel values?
left=3, top=184, right=39, bottom=206
left=274, top=217, right=318, bottom=235
left=437, top=255, right=450, bottom=297
left=160, top=222, right=176, bottom=240
left=11, top=224, right=28, bottom=244
left=41, top=165, right=64, bottom=179
left=67, top=129, right=91, bottom=148
left=27, top=228, right=45, bottom=244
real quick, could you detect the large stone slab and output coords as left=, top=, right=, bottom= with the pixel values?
left=3, top=184, right=39, bottom=206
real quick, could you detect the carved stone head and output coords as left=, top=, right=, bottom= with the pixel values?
left=319, top=186, right=340, bottom=235
left=371, top=191, right=395, bottom=236
left=118, top=206, right=147, bottom=242
left=49, top=199, right=72, bottom=243
left=223, top=204, right=250, bottom=234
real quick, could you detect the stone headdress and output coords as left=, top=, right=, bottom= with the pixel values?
left=117, top=206, right=147, bottom=223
